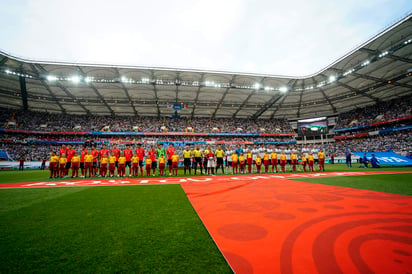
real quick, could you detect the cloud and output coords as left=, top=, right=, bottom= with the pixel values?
left=0, top=0, right=410, bottom=75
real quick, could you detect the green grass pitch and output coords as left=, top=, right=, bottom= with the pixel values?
left=1, top=164, right=411, bottom=272
left=0, top=185, right=232, bottom=273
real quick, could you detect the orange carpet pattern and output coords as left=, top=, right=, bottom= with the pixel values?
left=181, top=177, right=412, bottom=274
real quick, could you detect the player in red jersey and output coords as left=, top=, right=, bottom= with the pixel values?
left=65, top=144, right=76, bottom=176
left=148, top=146, right=157, bottom=176
left=135, top=143, right=145, bottom=176
left=99, top=144, right=109, bottom=171
left=110, top=144, right=121, bottom=167
left=166, top=143, right=176, bottom=176
left=124, top=144, right=133, bottom=176
left=80, top=145, right=88, bottom=177
left=59, top=144, right=67, bottom=157
left=91, top=145, right=99, bottom=177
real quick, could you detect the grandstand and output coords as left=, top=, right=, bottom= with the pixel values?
left=1, top=5, right=412, bottom=274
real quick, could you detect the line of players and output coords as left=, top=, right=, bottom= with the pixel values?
left=47, top=143, right=326, bottom=178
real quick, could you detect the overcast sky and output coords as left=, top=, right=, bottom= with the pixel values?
left=0, top=0, right=411, bottom=76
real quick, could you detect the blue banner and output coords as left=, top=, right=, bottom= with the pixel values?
left=333, top=125, right=369, bottom=132
left=89, top=132, right=145, bottom=135
left=378, top=125, right=412, bottom=134
left=253, top=141, right=297, bottom=145
left=209, top=133, right=259, bottom=137
left=353, top=151, right=412, bottom=166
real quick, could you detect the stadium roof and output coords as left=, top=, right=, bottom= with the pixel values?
left=0, top=14, right=411, bottom=119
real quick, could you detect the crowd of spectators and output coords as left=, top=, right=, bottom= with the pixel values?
left=1, top=98, right=411, bottom=161
left=2, top=131, right=410, bottom=161
left=324, top=132, right=411, bottom=157
left=0, top=109, right=294, bottom=133
left=335, top=96, right=412, bottom=129
left=0, top=133, right=296, bottom=161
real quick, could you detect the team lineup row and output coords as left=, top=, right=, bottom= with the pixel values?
left=47, top=143, right=326, bottom=178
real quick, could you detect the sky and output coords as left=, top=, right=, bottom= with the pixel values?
left=0, top=0, right=411, bottom=76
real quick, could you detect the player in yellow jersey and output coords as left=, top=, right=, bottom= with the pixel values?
left=291, top=152, right=298, bottom=172
left=100, top=153, right=109, bottom=177
left=308, top=153, right=314, bottom=172
left=49, top=151, right=59, bottom=178
left=158, top=154, right=166, bottom=176
left=84, top=151, right=94, bottom=177
left=246, top=149, right=253, bottom=173
left=279, top=151, right=287, bottom=172
left=318, top=148, right=325, bottom=171
left=118, top=152, right=127, bottom=177
left=301, top=154, right=307, bottom=172
left=71, top=152, right=80, bottom=178
left=271, top=150, right=278, bottom=172
left=239, top=152, right=246, bottom=174
left=263, top=151, right=270, bottom=173
left=231, top=152, right=238, bottom=174
left=132, top=152, right=140, bottom=177
left=182, top=145, right=192, bottom=175
left=255, top=155, right=262, bottom=173
left=171, top=154, right=179, bottom=176
left=59, top=153, right=68, bottom=178
left=215, top=145, right=225, bottom=174
left=109, top=152, right=117, bottom=177
left=145, top=157, right=152, bottom=176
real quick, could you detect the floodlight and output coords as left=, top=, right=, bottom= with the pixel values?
left=47, top=75, right=58, bottom=81
left=279, top=86, right=288, bottom=93
left=70, top=76, right=80, bottom=83
left=329, top=75, right=336, bottom=82
left=253, top=83, right=260, bottom=90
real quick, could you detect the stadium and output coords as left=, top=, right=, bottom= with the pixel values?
left=1, top=3, right=412, bottom=274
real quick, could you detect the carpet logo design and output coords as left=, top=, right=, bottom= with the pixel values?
left=1, top=171, right=410, bottom=189
left=181, top=176, right=412, bottom=274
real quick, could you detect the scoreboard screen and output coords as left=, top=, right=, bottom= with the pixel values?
left=297, top=117, right=328, bottom=135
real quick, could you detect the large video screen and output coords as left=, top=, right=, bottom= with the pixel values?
left=297, top=117, right=328, bottom=135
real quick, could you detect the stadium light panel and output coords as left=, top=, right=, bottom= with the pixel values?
left=5, top=69, right=11, bottom=74
left=47, top=75, right=58, bottom=81
left=329, top=75, right=336, bottom=82
left=279, top=86, right=288, bottom=93
left=253, top=83, right=260, bottom=90
left=85, top=77, right=93, bottom=83
left=70, top=76, right=80, bottom=83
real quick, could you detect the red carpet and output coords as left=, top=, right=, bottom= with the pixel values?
left=181, top=177, right=412, bottom=274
